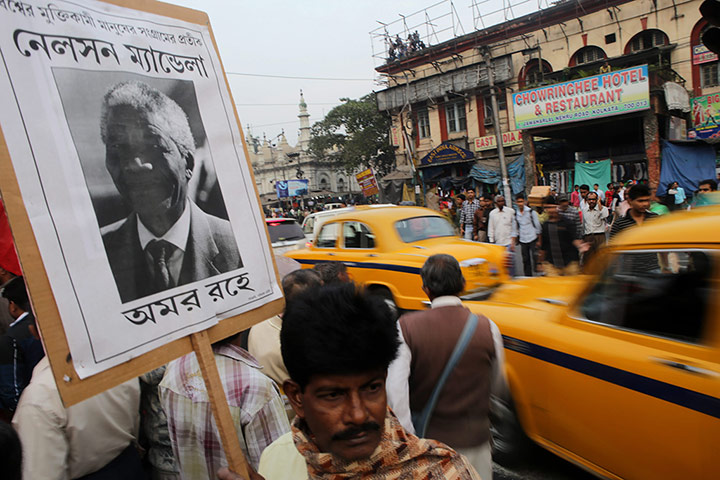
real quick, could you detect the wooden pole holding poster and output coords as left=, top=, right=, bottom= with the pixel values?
left=0, top=0, right=286, bottom=477
left=191, top=331, right=250, bottom=478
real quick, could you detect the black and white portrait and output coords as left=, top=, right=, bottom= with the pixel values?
left=54, top=70, right=242, bottom=303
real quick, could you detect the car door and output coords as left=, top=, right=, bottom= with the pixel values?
left=537, top=249, right=720, bottom=479
left=338, top=221, right=379, bottom=284
left=301, top=221, right=340, bottom=265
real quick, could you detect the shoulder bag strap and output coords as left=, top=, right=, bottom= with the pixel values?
left=413, top=312, right=479, bottom=438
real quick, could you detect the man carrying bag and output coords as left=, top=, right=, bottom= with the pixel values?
left=387, top=254, right=508, bottom=480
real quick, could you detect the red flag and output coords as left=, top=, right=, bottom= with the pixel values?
left=0, top=199, right=21, bottom=276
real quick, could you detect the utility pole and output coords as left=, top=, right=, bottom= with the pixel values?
left=484, top=49, right=512, bottom=202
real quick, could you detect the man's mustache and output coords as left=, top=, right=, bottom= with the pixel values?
left=331, top=421, right=381, bottom=441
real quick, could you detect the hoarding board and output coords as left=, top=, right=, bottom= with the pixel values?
left=355, top=168, right=379, bottom=196
left=513, top=65, right=650, bottom=130
left=690, top=93, right=720, bottom=142
left=276, top=179, right=309, bottom=198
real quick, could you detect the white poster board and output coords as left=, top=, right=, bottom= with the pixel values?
left=0, top=0, right=282, bottom=378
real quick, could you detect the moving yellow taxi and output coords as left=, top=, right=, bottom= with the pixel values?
left=285, top=205, right=509, bottom=310
left=469, top=206, right=720, bottom=479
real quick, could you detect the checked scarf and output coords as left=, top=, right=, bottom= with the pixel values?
left=292, top=409, right=481, bottom=480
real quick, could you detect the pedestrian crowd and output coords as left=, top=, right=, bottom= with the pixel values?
left=441, top=176, right=719, bottom=276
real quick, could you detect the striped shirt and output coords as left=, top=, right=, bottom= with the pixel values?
left=459, top=199, right=480, bottom=226
left=160, top=344, right=290, bottom=478
left=610, top=210, right=658, bottom=239
left=558, top=205, right=583, bottom=238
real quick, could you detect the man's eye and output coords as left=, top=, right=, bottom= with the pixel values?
left=366, top=382, right=382, bottom=393
left=321, top=392, right=341, bottom=400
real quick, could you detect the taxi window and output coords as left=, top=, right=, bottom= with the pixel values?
left=395, top=216, right=455, bottom=243
left=343, top=222, right=375, bottom=249
left=315, top=222, right=339, bottom=248
left=580, top=250, right=714, bottom=344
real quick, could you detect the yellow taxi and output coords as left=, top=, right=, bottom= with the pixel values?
left=285, top=205, right=509, bottom=310
left=469, top=206, right=720, bottom=479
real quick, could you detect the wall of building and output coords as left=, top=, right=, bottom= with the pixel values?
left=379, top=0, right=704, bottom=181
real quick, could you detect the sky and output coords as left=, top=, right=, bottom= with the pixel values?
left=171, top=0, right=546, bottom=146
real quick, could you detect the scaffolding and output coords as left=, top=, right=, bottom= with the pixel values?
left=369, top=0, right=555, bottom=74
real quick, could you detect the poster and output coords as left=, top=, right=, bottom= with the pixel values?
left=689, top=93, right=720, bottom=142
left=275, top=179, right=308, bottom=198
left=513, top=65, right=650, bottom=130
left=355, top=168, right=379, bottom=197
left=0, top=0, right=282, bottom=377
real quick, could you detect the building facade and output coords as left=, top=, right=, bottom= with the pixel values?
left=248, top=93, right=360, bottom=204
left=376, top=0, right=717, bottom=196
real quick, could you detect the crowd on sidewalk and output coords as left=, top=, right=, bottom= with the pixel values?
left=442, top=177, right=718, bottom=276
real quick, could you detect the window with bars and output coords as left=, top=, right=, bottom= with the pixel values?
left=445, top=101, right=466, bottom=133
left=628, top=30, right=668, bottom=53
left=574, top=46, right=606, bottom=65
left=701, top=62, right=719, bottom=88
left=524, top=62, right=552, bottom=86
left=416, top=109, right=431, bottom=138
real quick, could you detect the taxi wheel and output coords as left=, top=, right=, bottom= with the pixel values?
left=368, top=286, right=398, bottom=320
left=489, top=394, right=532, bottom=466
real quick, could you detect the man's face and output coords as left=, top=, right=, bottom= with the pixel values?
left=454, top=197, right=463, bottom=207
left=287, top=370, right=387, bottom=462
left=544, top=203, right=559, bottom=220
left=466, top=190, right=475, bottom=201
left=629, top=195, right=651, bottom=214
left=698, top=183, right=713, bottom=195
left=495, top=197, right=505, bottom=209
left=580, top=188, right=589, bottom=198
left=516, top=197, right=525, bottom=209
left=558, top=200, right=569, bottom=211
left=587, top=194, right=598, bottom=209
left=105, top=105, right=190, bottom=219
left=479, top=197, right=489, bottom=208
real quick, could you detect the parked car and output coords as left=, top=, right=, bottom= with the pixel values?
left=265, top=218, right=307, bottom=255
left=286, top=205, right=509, bottom=310
left=468, top=207, right=720, bottom=479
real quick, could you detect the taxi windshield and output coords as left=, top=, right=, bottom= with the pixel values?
left=395, top=216, right=455, bottom=243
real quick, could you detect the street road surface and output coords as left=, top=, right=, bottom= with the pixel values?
left=492, top=445, right=597, bottom=480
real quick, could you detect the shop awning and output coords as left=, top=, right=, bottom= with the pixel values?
left=418, top=142, right=475, bottom=168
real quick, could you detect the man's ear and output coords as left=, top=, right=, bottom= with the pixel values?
left=283, top=379, right=305, bottom=419
left=184, top=152, right=195, bottom=176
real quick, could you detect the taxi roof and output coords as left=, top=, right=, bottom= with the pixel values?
left=610, top=206, right=720, bottom=247
left=324, top=205, right=442, bottom=223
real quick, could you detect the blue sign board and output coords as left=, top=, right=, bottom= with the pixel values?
left=276, top=179, right=309, bottom=198
left=419, top=142, right=474, bottom=167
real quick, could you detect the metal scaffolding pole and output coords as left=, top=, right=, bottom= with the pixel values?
left=484, top=49, right=512, bottom=202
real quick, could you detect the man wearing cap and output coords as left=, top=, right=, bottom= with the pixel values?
left=99, top=81, right=242, bottom=303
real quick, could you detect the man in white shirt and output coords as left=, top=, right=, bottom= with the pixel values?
left=13, top=357, right=142, bottom=479
left=578, top=184, right=590, bottom=211
left=487, top=195, right=516, bottom=248
left=593, top=184, right=604, bottom=204
left=581, top=191, right=609, bottom=260
left=513, top=194, right=542, bottom=276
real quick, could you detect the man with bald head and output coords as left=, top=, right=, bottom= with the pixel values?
left=100, top=81, right=241, bottom=303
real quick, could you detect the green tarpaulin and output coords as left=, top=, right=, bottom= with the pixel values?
left=573, top=159, right=611, bottom=189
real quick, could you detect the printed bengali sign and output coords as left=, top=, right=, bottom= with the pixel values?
left=512, top=65, right=650, bottom=130
left=355, top=168, right=379, bottom=196
left=689, top=93, right=720, bottom=142
left=419, top=142, right=474, bottom=166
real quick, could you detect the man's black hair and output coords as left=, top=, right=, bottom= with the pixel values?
left=2, top=276, right=29, bottom=312
left=515, top=193, right=525, bottom=201
left=544, top=195, right=558, bottom=205
left=580, top=184, right=590, bottom=191
left=312, top=262, right=347, bottom=285
left=699, top=178, right=718, bottom=191
left=282, top=269, right=322, bottom=299
left=587, top=191, right=599, bottom=200
left=421, top=254, right=465, bottom=298
left=627, top=184, right=650, bottom=200
left=455, top=193, right=466, bottom=202
left=607, top=183, right=613, bottom=189
left=281, top=283, right=399, bottom=390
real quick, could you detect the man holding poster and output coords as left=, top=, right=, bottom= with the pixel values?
left=100, top=81, right=242, bottom=303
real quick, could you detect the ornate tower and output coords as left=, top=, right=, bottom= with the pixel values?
left=298, top=90, right=311, bottom=153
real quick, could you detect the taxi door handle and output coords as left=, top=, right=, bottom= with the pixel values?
left=652, top=357, right=720, bottom=377
left=366, top=254, right=378, bottom=257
